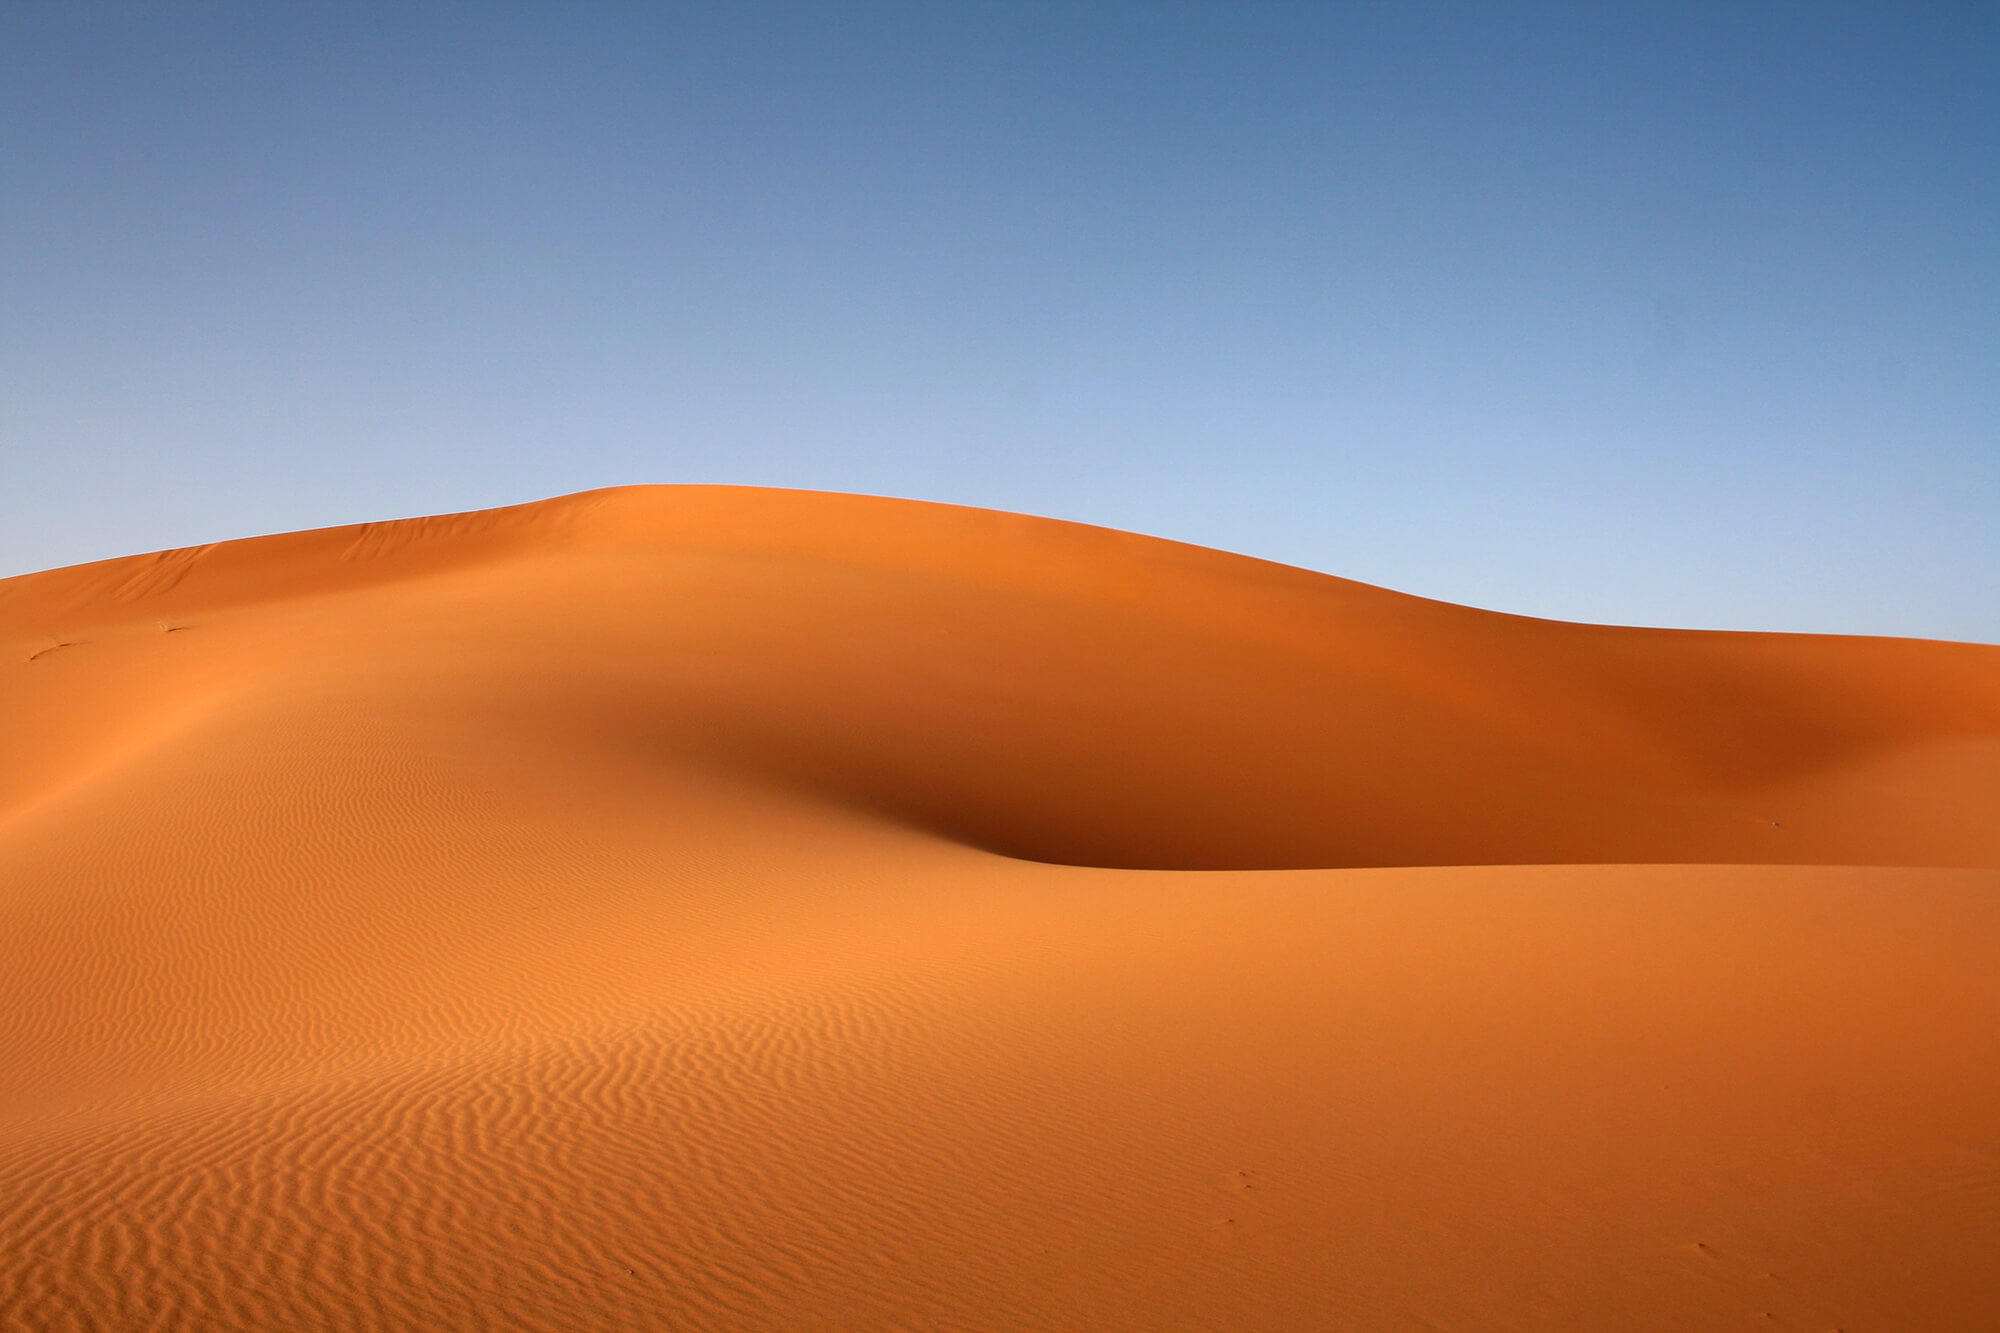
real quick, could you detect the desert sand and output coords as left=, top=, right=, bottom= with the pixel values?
left=2, top=484, right=1995, bottom=1331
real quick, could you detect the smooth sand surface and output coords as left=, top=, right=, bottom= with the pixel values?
left=2, top=485, right=1995, bottom=1330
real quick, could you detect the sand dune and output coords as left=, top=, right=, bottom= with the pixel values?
left=2, top=485, right=1995, bottom=1330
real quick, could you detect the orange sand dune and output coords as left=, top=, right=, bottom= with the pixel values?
left=2, top=485, right=1995, bottom=1330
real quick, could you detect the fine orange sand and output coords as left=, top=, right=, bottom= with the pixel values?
left=2, top=485, right=1996, bottom=1331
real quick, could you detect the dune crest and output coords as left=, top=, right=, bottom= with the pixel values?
left=3, top=486, right=1996, bottom=1330
left=6, top=485, right=1996, bottom=871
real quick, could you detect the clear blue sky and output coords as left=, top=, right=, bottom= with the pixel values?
left=4, top=3, right=1995, bottom=640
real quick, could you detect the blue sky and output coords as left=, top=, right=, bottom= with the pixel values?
left=4, top=3, right=1995, bottom=640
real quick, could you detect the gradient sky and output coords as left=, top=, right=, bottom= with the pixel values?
left=4, top=3, right=1995, bottom=640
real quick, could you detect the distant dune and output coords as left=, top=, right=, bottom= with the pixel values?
left=3, top=486, right=1995, bottom=1330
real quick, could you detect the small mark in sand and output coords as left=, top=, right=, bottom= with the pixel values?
left=27, top=641, right=78, bottom=662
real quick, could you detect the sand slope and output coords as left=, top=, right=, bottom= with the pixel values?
left=2, top=485, right=1995, bottom=1330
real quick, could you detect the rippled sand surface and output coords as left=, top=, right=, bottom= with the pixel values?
left=3, top=486, right=1996, bottom=1330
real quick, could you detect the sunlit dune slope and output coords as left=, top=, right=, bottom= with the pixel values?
left=2, top=486, right=1996, bottom=1332
left=5, top=485, right=1996, bottom=870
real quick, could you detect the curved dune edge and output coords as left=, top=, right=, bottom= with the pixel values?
left=4, top=484, right=1997, bottom=870
left=3, top=486, right=1997, bottom=1330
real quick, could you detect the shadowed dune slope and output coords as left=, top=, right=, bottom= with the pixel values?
left=2, top=486, right=1997, bottom=1331
left=4, top=485, right=1997, bottom=870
